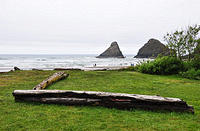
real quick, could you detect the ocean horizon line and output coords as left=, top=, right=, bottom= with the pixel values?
left=0, top=54, right=137, bottom=56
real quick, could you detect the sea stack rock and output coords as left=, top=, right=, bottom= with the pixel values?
left=96, top=41, right=125, bottom=58
left=134, top=39, right=170, bottom=58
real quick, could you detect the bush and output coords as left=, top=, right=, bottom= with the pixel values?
left=191, top=55, right=200, bottom=70
left=182, top=55, right=200, bottom=71
left=137, top=56, right=184, bottom=75
left=179, top=68, right=200, bottom=80
left=183, top=61, right=193, bottom=71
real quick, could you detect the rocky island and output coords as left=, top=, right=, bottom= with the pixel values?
left=134, top=38, right=170, bottom=58
left=96, top=41, right=125, bottom=58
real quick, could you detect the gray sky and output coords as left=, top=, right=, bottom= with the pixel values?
left=0, top=0, right=199, bottom=54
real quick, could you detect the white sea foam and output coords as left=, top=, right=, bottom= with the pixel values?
left=0, top=54, right=149, bottom=72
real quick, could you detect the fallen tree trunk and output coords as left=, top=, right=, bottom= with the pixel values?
left=33, top=72, right=69, bottom=90
left=54, top=68, right=82, bottom=71
left=13, top=90, right=194, bottom=113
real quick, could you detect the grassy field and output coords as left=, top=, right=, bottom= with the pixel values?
left=0, top=70, right=200, bottom=131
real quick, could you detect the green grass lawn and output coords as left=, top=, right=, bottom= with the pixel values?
left=0, top=70, right=200, bottom=131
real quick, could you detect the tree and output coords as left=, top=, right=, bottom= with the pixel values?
left=184, top=25, right=200, bottom=61
left=164, top=24, right=200, bottom=61
left=194, top=38, right=200, bottom=54
left=164, top=30, right=186, bottom=60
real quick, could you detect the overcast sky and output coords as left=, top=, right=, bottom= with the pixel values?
left=0, top=0, right=199, bottom=54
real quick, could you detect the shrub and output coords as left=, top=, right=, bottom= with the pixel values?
left=191, top=55, right=200, bottom=70
left=179, top=68, right=200, bottom=80
left=137, top=56, right=184, bottom=75
left=183, top=61, right=193, bottom=71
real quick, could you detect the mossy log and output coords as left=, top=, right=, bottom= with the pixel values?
left=13, top=90, right=194, bottom=113
left=33, top=72, right=69, bottom=90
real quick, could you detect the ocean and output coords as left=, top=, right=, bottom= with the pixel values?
left=0, top=54, right=148, bottom=72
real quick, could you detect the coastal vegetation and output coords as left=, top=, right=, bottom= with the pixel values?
left=164, top=24, right=200, bottom=60
left=1, top=70, right=200, bottom=130
left=135, top=56, right=184, bottom=75
left=134, top=24, right=200, bottom=80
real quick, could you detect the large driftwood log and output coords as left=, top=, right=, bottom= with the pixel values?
left=54, top=68, right=82, bottom=71
left=33, top=72, right=69, bottom=90
left=13, top=90, right=194, bottom=113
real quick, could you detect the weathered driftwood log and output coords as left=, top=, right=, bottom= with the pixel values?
left=32, top=68, right=43, bottom=71
left=13, top=90, right=194, bottom=113
left=33, top=72, right=69, bottom=90
left=54, top=68, right=82, bottom=71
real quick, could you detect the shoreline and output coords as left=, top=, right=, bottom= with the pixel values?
left=0, top=66, right=130, bottom=72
